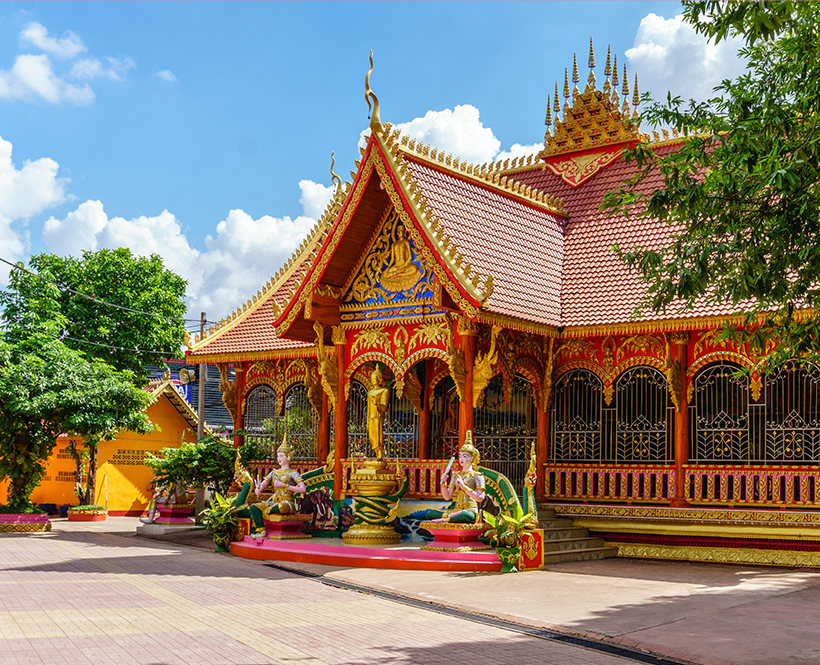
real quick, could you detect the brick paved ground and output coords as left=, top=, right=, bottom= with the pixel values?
left=0, top=521, right=638, bottom=665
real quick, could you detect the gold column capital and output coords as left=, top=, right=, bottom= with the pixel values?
left=670, top=331, right=690, bottom=346
left=331, top=325, right=346, bottom=346
left=457, top=316, right=480, bottom=336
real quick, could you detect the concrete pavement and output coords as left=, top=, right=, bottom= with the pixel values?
left=4, top=517, right=819, bottom=664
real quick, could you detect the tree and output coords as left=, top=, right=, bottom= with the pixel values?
left=603, top=1, right=820, bottom=368
left=1, top=249, right=187, bottom=383
left=0, top=249, right=187, bottom=506
left=145, top=434, right=236, bottom=498
left=0, top=331, right=153, bottom=512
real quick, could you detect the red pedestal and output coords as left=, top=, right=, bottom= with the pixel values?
left=419, top=522, right=490, bottom=552
left=0, top=513, right=52, bottom=532
left=153, top=504, right=196, bottom=525
left=259, top=514, right=312, bottom=541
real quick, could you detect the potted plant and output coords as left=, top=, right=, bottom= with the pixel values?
left=67, top=504, right=108, bottom=522
left=199, top=492, right=240, bottom=552
left=483, top=503, right=536, bottom=573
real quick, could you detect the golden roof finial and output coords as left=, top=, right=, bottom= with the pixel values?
left=603, top=45, right=612, bottom=95
left=622, top=63, right=629, bottom=97
left=632, top=73, right=640, bottom=118
left=586, top=38, right=596, bottom=91
left=553, top=82, right=561, bottom=124
left=563, top=68, right=570, bottom=110
left=330, top=151, right=342, bottom=197
left=365, top=49, right=382, bottom=133
left=572, top=53, right=579, bottom=96
left=544, top=92, right=551, bottom=127
left=611, top=54, right=620, bottom=105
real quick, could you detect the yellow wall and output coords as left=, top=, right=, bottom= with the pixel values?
left=4, top=392, right=198, bottom=515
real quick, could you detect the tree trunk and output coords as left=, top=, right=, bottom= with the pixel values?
left=85, top=442, right=98, bottom=506
left=68, top=443, right=85, bottom=505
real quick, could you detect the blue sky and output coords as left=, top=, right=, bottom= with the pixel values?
left=0, top=2, right=744, bottom=320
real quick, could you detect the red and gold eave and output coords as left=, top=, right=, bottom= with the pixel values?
left=270, top=130, right=486, bottom=342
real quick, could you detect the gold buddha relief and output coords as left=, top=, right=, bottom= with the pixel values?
left=381, top=225, right=422, bottom=292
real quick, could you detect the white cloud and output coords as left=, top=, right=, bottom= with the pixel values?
left=359, top=104, right=502, bottom=164
left=0, top=135, right=69, bottom=284
left=155, top=69, right=177, bottom=83
left=627, top=13, right=745, bottom=104
left=495, top=143, right=542, bottom=163
left=70, top=56, right=135, bottom=81
left=40, top=180, right=329, bottom=319
left=0, top=54, right=94, bottom=105
left=20, top=22, right=85, bottom=59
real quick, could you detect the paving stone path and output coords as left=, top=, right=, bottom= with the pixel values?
left=0, top=522, right=638, bottom=665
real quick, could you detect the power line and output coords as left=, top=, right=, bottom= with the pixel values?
left=0, top=256, right=207, bottom=324
left=27, top=326, right=185, bottom=357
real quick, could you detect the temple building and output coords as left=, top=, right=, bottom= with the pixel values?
left=187, top=45, right=820, bottom=567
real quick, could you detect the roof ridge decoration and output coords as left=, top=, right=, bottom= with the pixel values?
left=395, top=135, right=566, bottom=216
left=190, top=153, right=353, bottom=351
left=539, top=39, right=650, bottom=188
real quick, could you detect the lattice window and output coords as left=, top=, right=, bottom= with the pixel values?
left=344, top=375, right=420, bottom=459
left=689, top=362, right=751, bottom=464
left=474, top=373, right=535, bottom=489
left=243, top=384, right=278, bottom=453
left=550, top=369, right=603, bottom=463
left=764, top=360, right=820, bottom=464
left=431, top=376, right=460, bottom=459
left=282, top=382, right=317, bottom=461
left=614, top=366, right=674, bottom=463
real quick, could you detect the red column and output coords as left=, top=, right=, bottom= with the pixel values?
left=418, top=358, right=433, bottom=459
left=458, top=319, right=477, bottom=442
left=671, top=332, right=690, bottom=507
left=317, top=389, right=330, bottom=464
left=232, top=363, right=245, bottom=448
left=332, top=327, right=347, bottom=500
left=536, top=404, right=549, bottom=501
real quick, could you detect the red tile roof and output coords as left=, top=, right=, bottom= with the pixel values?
left=515, top=142, right=738, bottom=328
left=406, top=157, right=565, bottom=326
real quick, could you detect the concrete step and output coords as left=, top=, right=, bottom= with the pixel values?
left=538, top=508, right=557, bottom=520
left=537, top=517, right=575, bottom=529
left=541, top=526, right=590, bottom=541
left=542, top=546, right=619, bottom=564
left=542, top=536, right=608, bottom=553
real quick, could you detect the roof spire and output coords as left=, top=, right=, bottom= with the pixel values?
left=603, top=45, right=612, bottom=95
left=571, top=53, right=580, bottom=98
left=586, top=38, right=596, bottom=91
left=611, top=54, right=620, bottom=106
left=632, top=73, right=640, bottom=118
left=554, top=82, right=561, bottom=124
left=622, top=63, right=630, bottom=115
left=365, top=49, right=382, bottom=133
left=544, top=92, right=551, bottom=127
left=563, top=68, right=570, bottom=110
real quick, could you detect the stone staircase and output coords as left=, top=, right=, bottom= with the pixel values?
left=538, top=508, right=618, bottom=564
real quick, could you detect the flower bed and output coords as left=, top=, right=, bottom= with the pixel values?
left=0, top=513, right=52, bottom=532
left=67, top=506, right=108, bottom=522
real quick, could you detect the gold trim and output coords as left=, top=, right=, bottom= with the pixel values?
left=476, top=311, right=560, bottom=337
left=0, top=522, right=52, bottom=532
left=612, top=542, right=820, bottom=568
left=548, top=503, right=820, bottom=525
left=186, top=347, right=317, bottom=365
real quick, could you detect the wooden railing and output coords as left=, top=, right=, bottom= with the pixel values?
left=684, top=464, right=820, bottom=507
left=545, top=464, right=675, bottom=503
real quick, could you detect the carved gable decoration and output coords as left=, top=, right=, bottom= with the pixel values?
left=544, top=147, right=624, bottom=188
left=342, top=206, right=438, bottom=323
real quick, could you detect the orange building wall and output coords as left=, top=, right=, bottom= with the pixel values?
left=1, top=393, right=197, bottom=515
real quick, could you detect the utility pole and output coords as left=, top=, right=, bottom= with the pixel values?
left=195, top=311, right=206, bottom=523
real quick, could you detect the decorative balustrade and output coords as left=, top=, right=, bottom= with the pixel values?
left=341, top=458, right=449, bottom=499
left=684, top=464, right=820, bottom=507
left=545, top=464, right=675, bottom=503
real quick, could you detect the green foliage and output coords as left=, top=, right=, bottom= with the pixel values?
left=199, top=492, right=240, bottom=539
left=0, top=332, right=153, bottom=512
left=603, top=1, right=820, bottom=369
left=0, top=504, right=42, bottom=514
left=69, top=505, right=106, bottom=512
left=1, top=249, right=187, bottom=384
left=145, top=434, right=235, bottom=495
left=238, top=438, right=272, bottom=465
left=483, top=502, right=536, bottom=548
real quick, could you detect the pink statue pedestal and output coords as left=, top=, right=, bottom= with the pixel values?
left=0, top=513, right=51, bottom=533
left=153, top=504, right=196, bottom=525
left=259, top=514, right=312, bottom=541
left=419, top=521, right=491, bottom=552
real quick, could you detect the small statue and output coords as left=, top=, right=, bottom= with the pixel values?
left=139, top=482, right=181, bottom=524
left=415, top=431, right=486, bottom=524
left=366, top=365, right=390, bottom=459
left=247, top=438, right=306, bottom=540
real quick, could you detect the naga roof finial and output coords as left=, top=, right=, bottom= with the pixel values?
left=330, top=151, right=342, bottom=196
left=365, top=49, right=382, bottom=134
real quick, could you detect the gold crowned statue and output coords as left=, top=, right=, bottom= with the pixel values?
left=366, top=365, right=390, bottom=459
left=381, top=225, right=422, bottom=292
